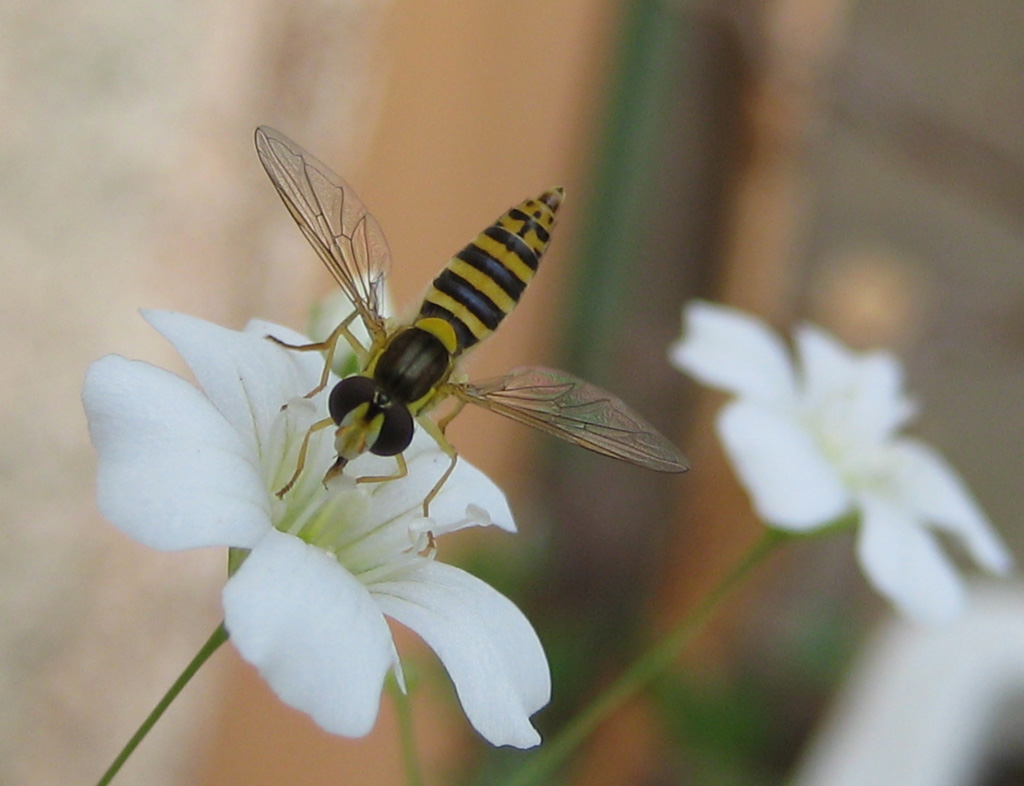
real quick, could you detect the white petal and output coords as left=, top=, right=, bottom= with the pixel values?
left=717, top=401, right=849, bottom=530
left=852, top=352, right=916, bottom=437
left=669, top=300, right=797, bottom=407
left=355, top=429, right=516, bottom=535
left=223, top=529, right=398, bottom=737
left=143, top=311, right=327, bottom=460
left=793, top=325, right=860, bottom=398
left=430, top=455, right=516, bottom=534
left=795, top=327, right=915, bottom=443
left=372, top=561, right=550, bottom=748
left=242, top=316, right=323, bottom=348
left=889, top=438, right=1013, bottom=574
left=856, top=493, right=966, bottom=624
left=83, top=355, right=270, bottom=550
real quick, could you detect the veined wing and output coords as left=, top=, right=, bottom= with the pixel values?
left=255, top=126, right=388, bottom=338
left=455, top=366, right=688, bottom=472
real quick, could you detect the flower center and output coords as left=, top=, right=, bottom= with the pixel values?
left=807, top=399, right=903, bottom=502
left=276, top=473, right=428, bottom=587
left=264, top=398, right=433, bottom=584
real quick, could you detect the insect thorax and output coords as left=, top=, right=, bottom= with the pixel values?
left=371, top=325, right=454, bottom=409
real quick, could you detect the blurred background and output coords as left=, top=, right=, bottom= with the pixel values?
left=3, top=1, right=1023, bottom=784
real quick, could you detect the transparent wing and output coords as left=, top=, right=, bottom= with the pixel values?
left=456, top=366, right=689, bottom=472
left=255, top=126, right=388, bottom=337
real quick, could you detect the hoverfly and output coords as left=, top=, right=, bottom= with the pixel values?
left=255, top=126, right=688, bottom=513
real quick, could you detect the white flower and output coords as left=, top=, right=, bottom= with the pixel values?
left=670, top=300, right=1013, bottom=624
left=82, top=310, right=550, bottom=747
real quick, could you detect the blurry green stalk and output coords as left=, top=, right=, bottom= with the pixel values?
left=390, top=676, right=425, bottom=786
left=92, top=623, right=229, bottom=786
left=506, top=530, right=788, bottom=786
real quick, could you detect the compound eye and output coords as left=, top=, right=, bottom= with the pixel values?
left=328, top=376, right=378, bottom=424
left=371, top=404, right=414, bottom=457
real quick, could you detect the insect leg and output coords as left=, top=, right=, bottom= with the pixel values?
left=417, top=415, right=459, bottom=518
left=354, top=452, right=409, bottom=485
left=266, top=310, right=365, bottom=398
left=434, top=396, right=468, bottom=434
left=331, top=310, right=371, bottom=360
left=276, top=416, right=335, bottom=498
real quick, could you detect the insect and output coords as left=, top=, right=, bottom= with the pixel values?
left=255, top=126, right=688, bottom=513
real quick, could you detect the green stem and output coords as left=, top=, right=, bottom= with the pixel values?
left=93, top=622, right=230, bottom=786
left=507, top=530, right=787, bottom=786
left=390, top=677, right=425, bottom=786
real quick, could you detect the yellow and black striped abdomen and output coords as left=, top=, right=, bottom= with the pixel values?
left=418, top=187, right=564, bottom=355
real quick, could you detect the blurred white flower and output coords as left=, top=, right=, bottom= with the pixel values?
left=670, top=300, right=1013, bottom=624
left=82, top=310, right=549, bottom=747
